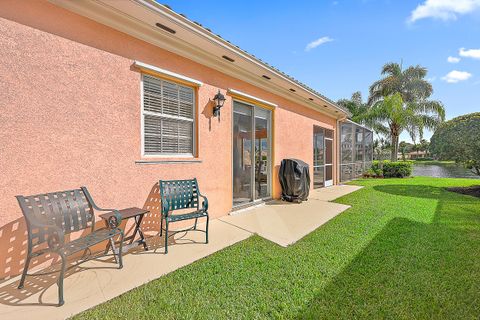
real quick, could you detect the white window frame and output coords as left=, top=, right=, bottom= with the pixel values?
left=140, top=74, right=197, bottom=158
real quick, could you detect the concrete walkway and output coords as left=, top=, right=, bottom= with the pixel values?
left=0, top=220, right=252, bottom=320
left=0, top=184, right=361, bottom=319
left=220, top=185, right=361, bottom=247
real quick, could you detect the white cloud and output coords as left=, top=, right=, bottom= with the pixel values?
left=459, top=47, right=480, bottom=59
left=441, top=70, right=472, bottom=83
left=305, top=36, right=333, bottom=51
left=408, top=0, right=480, bottom=23
left=447, top=56, right=460, bottom=63
left=427, top=76, right=437, bottom=82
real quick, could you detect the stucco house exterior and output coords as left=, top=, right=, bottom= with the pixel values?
left=0, top=0, right=372, bottom=279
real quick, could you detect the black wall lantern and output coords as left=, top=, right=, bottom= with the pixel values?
left=213, top=90, right=226, bottom=117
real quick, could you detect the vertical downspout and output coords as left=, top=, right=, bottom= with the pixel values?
left=336, top=116, right=347, bottom=185
left=336, top=118, right=340, bottom=185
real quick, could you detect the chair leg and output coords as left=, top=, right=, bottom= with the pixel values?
left=193, top=217, right=198, bottom=230
left=18, top=254, right=31, bottom=289
left=57, top=253, right=67, bottom=306
left=164, top=220, right=169, bottom=254
left=109, top=238, right=119, bottom=265
left=117, top=232, right=124, bottom=269
left=104, top=241, right=111, bottom=255
left=159, top=215, right=164, bottom=237
left=205, top=215, right=209, bottom=244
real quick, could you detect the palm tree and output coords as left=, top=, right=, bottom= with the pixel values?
left=399, top=141, right=408, bottom=161
left=362, top=93, right=444, bottom=161
left=419, top=138, right=430, bottom=156
left=373, top=137, right=391, bottom=161
left=338, top=92, right=389, bottom=136
left=408, top=123, right=420, bottom=157
left=337, top=92, right=368, bottom=123
left=369, top=62, right=435, bottom=105
left=366, top=62, right=445, bottom=161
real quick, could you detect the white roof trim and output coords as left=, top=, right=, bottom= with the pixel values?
left=342, top=118, right=373, bottom=132
left=133, top=60, right=203, bottom=86
left=50, top=0, right=348, bottom=116
left=227, top=89, right=278, bottom=108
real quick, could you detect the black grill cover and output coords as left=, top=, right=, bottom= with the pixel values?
left=279, top=159, right=310, bottom=202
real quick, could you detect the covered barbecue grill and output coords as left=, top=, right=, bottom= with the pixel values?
left=279, top=158, right=310, bottom=202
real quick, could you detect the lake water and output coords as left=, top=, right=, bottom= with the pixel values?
left=413, top=163, right=480, bottom=179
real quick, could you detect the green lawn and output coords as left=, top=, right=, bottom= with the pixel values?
left=75, top=177, right=480, bottom=319
left=412, top=160, right=456, bottom=165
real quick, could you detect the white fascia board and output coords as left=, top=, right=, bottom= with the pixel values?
left=227, top=89, right=278, bottom=108
left=134, top=60, right=203, bottom=86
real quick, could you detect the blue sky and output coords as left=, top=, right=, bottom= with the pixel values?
left=162, top=0, right=480, bottom=142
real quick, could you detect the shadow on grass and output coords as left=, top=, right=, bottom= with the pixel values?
left=297, top=185, right=480, bottom=319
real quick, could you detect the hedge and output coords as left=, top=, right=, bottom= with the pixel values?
left=367, top=160, right=413, bottom=178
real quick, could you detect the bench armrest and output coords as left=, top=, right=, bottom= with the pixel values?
left=81, top=187, right=123, bottom=228
left=91, top=207, right=123, bottom=229
left=198, top=193, right=209, bottom=212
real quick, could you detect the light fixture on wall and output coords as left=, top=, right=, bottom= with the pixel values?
left=213, top=90, right=226, bottom=117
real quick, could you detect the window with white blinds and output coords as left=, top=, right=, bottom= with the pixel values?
left=142, top=74, right=195, bottom=156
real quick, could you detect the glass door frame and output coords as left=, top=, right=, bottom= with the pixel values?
left=313, top=126, right=334, bottom=189
left=324, top=137, right=334, bottom=187
left=232, top=99, right=273, bottom=208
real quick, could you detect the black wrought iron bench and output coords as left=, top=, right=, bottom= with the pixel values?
left=159, top=179, right=209, bottom=253
left=16, top=187, right=124, bottom=306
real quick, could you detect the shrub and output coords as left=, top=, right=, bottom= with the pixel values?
left=363, top=167, right=384, bottom=178
left=363, top=169, right=376, bottom=178
left=369, top=160, right=413, bottom=178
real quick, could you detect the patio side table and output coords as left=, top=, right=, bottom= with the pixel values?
left=100, top=207, right=149, bottom=253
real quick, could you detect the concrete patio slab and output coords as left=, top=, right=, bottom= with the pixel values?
left=220, top=199, right=350, bottom=247
left=0, top=219, right=252, bottom=320
left=220, top=185, right=361, bottom=247
left=310, top=185, right=363, bottom=201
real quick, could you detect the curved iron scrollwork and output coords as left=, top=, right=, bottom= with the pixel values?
left=108, top=212, right=122, bottom=229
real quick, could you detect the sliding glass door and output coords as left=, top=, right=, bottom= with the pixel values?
left=233, top=101, right=271, bottom=206
left=313, top=126, right=325, bottom=188
left=232, top=103, right=253, bottom=205
left=313, top=126, right=334, bottom=188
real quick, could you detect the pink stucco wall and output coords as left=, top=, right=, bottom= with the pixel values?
left=0, top=0, right=337, bottom=279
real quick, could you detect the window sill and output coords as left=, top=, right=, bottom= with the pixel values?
left=135, top=158, right=202, bottom=165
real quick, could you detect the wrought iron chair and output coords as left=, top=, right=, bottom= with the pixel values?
left=159, top=179, right=209, bottom=253
left=16, top=187, right=123, bottom=306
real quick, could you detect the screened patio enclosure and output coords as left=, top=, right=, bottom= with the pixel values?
left=340, top=120, right=373, bottom=182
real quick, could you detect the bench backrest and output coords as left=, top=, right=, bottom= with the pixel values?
left=16, top=188, right=95, bottom=246
left=159, top=179, right=199, bottom=213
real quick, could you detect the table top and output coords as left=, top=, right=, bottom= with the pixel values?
left=99, top=207, right=149, bottom=220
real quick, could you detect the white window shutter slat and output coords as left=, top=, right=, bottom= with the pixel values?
left=142, top=74, right=195, bottom=155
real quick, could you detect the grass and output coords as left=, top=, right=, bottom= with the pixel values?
left=412, top=160, right=456, bottom=165
left=75, top=177, right=480, bottom=319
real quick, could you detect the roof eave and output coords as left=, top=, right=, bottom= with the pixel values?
left=141, top=0, right=349, bottom=116
left=49, top=0, right=349, bottom=117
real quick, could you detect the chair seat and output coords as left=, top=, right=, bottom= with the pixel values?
left=61, top=228, right=122, bottom=256
left=166, top=210, right=207, bottom=223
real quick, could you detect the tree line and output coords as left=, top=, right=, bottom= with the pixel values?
left=338, top=61, right=479, bottom=176
left=337, top=61, right=445, bottom=162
